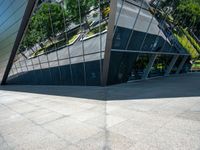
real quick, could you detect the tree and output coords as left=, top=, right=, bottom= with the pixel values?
left=32, top=3, right=68, bottom=43
left=174, top=1, right=200, bottom=29
left=20, top=2, right=69, bottom=54
left=159, top=0, right=200, bottom=36
left=160, top=0, right=181, bottom=9
left=64, top=0, right=97, bottom=28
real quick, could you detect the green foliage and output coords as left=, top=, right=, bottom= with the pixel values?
left=182, top=28, right=200, bottom=53
left=87, top=23, right=107, bottom=37
left=174, top=1, right=200, bottom=27
left=21, top=2, right=68, bottom=51
left=32, top=3, right=67, bottom=40
left=67, top=34, right=79, bottom=45
left=174, top=32, right=199, bottom=59
left=64, top=0, right=96, bottom=22
left=160, top=0, right=181, bottom=9
left=161, top=0, right=200, bottom=32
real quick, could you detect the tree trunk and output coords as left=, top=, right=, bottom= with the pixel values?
left=30, top=47, right=35, bottom=53
left=48, top=37, right=54, bottom=45
left=19, top=51, right=27, bottom=59
left=85, top=16, right=90, bottom=31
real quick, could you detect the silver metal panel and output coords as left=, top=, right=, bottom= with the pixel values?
left=0, top=0, right=29, bottom=83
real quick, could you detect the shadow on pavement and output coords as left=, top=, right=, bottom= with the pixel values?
left=1, top=73, right=200, bottom=101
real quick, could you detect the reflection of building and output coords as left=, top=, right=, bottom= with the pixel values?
left=0, top=0, right=191, bottom=86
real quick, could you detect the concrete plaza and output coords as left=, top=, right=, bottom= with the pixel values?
left=0, top=73, right=200, bottom=150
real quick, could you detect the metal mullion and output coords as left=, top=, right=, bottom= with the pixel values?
left=77, top=0, right=87, bottom=86
left=99, top=0, right=103, bottom=84
left=27, top=48, right=35, bottom=71
left=38, top=11, right=53, bottom=82
left=139, top=0, right=161, bottom=51
left=161, top=15, right=180, bottom=52
left=19, top=61, right=25, bottom=72
left=19, top=48, right=29, bottom=72
left=159, top=13, right=176, bottom=52
left=111, top=49, right=190, bottom=56
left=158, top=9, right=175, bottom=52
left=13, top=63, right=19, bottom=74
left=23, top=57, right=28, bottom=72
left=26, top=46, right=40, bottom=84
left=30, top=37, right=43, bottom=72
left=112, top=0, right=125, bottom=39
left=12, top=63, right=17, bottom=75
left=125, top=0, right=145, bottom=50
left=10, top=68, right=14, bottom=76
left=176, top=55, right=189, bottom=74
left=48, top=4, right=62, bottom=83
left=34, top=50, right=45, bottom=80
left=1, top=0, right=38, bottom=85
left=18, top=61, right=23, bottom=73
left=142, top=54, right=157, bottom=79
left=22, top=55, right=29, bottom=72
left=160, top=3, right=179, bottom=53
left=36, top=54, right=43, bottom=71
left=182, top=20, right=196, bottom=55
left=169, top=15, right=190, bottom=53
left=164, top=55, right=179, bottom=76
left=61, top=1, right=73, bottom=84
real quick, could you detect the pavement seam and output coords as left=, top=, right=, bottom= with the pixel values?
left=0, top=103, right=72, bottom=148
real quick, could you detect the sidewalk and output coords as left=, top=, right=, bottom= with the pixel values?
left=0, top=73, right=200, bottom=150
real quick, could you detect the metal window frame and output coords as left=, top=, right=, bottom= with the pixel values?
left=101, top=0, right=117, bottom=86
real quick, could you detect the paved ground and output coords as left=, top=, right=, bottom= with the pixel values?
left=0, top=73, right=200, bottom=150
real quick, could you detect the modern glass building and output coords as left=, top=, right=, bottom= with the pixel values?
left=0, top=0, right=191, bottom=86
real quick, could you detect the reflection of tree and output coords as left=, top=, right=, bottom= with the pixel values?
left=34, top=3, right=67, bottom=43
left=136, top=55, right=149, bottom=70
left=21, top=3, right=68, bottom=51
left=21, top=0, right=111, bottom=54
left=64, top=0, right=110, bottom=29
left=64, top=0, right=97, bottom=29
left=159, top=0, right=200, bottom=36
left=174, top=1, right=200, bottom=34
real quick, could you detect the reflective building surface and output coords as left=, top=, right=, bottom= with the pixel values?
left=0, top=0, right=30, bottom=83
left=0, top=0, right=192, bottom=86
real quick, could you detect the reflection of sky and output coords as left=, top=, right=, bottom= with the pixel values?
left=116, top=0, right=169, bottom=43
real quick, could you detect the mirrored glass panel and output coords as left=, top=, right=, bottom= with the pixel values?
left=7, top=0, right=111, bottom=86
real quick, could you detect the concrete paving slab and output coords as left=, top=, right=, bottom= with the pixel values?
left=43, top=117, right=103, bottom=143
left=0, top=73, right=200, bottom=150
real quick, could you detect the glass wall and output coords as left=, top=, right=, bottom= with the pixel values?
left=7, top=0, right=110, bottom=86
left=111, top=0, right=189, bottom=54
left=107, top=0, right=191, bottom=85
left=128, top=53, right=150, bottom=80
left=5, top=0, right=192, bottom=86
left=148, top=54, right=173, bottom=77
left=107, top=51, right=139, bottom=85
left=170, top=56, right=183, bottom=74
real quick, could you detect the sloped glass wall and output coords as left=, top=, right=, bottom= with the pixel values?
left=107, top=0, right=192, bottom=85
left=7, top=0, right=110, bottom=85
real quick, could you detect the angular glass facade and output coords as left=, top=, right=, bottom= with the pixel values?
left=7, top=0, right=109, bottom=85
left=0, top=0, right=192, bottom=86
left=0, top=0, right=30, bottom=83
left=105, top=0, right=191, bottom=85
